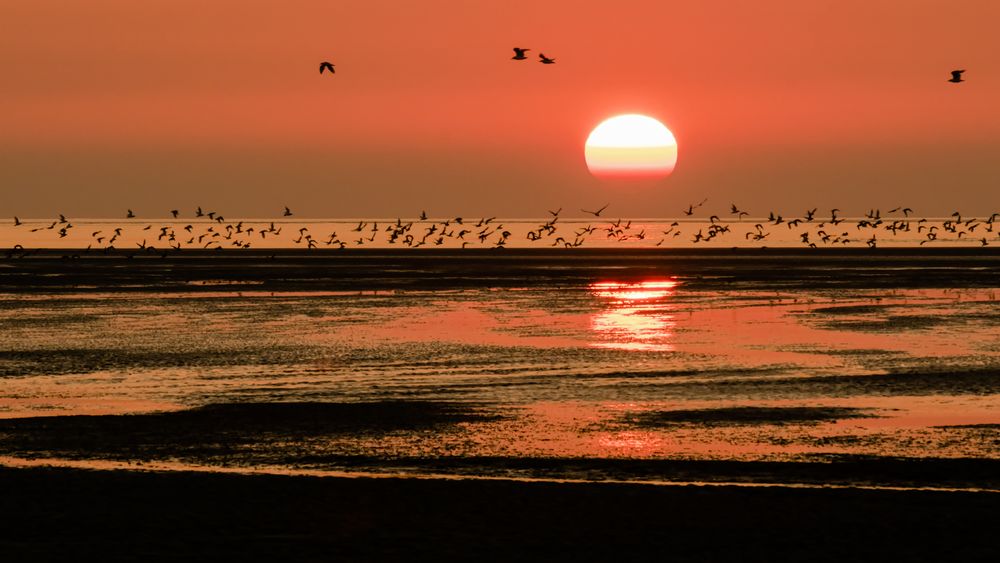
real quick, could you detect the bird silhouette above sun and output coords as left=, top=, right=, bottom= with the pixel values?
left=585, top=114, right=677, bottom=181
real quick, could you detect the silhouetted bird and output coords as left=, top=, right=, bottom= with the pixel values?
left=582, top=204, right=609, bottom=217
left=170, top=210, right=179, bottom=218
left=539, top=53, right=556, bottom=64
left=283, top=206, right=293, bottom=217
left=949, top=70, right=965, bottom=83
left=320, top=61, right=335, bottom=74
left=512, top=48, right=530, bottom=60
left=127, top=209, right=135, bottom=218
left=13, top=217, right=21, bottom=226
left=684, top=198, right=708, bottom=215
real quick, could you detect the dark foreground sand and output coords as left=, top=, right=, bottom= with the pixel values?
left=1, top=467, right=997, bottom=562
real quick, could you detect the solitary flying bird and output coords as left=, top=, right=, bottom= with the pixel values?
left=512, top=47, right=530, bottom=60
left=127, top=209, right=135, bottom=218
left=949, top=70, right=965, bottom=83
left=283, top=206, right=293, bottom=217
left=319, top=61, right=335, bottom=74
left=539, top=53, right=556, bottom=64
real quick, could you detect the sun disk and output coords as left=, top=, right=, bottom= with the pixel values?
left=585, top=114, right=678, bottom=180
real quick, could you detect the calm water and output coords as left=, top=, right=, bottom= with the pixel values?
left=1, top=250, right=998, bottom=484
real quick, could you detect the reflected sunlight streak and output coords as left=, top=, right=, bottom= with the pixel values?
left=589, top=280, right=679, bottom=352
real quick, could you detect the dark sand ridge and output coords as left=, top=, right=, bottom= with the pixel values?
left=400, top=367, right=1000, bottom=398
left=0, top=401, right=496, bottom=456
left=1, top=465, right=998, bottom=562
left=2, top=401, right=999, bottom=490
left=0, top=346, right=321, bottom=377
left=3, top=248, right=1000, bottom=294
left=647, top=368, right=1000, bottom=398
left=0, top=342, right=566, bottom=381
left=622, top=406, right=880, bottom=426
left=816, top=315, right=984, bottom=332
left=807, top=302, right=1000, bottom=332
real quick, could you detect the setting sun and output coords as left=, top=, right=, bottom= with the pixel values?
left=585, top=114, right=678, bottom=180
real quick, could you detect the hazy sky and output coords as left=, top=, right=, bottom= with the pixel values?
left=3, top=0, right=999, bottom=218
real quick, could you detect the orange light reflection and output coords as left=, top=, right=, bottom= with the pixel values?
left=589, top=279, right=679, bottom=352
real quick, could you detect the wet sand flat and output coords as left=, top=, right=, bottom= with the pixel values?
left=1, top=249, right=998, bottom=560
left=2, top=250, right=998, bottom=466
left=2, top=466, right=998, bottom=562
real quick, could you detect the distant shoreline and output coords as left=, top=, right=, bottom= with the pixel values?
left=4, top=247, right=1000, bottom=293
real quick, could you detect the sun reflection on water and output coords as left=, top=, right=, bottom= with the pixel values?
left=589, top=279, right=679, bottom=352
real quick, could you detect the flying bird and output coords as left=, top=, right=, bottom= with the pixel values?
left=948, top=70, right=965, bottom=83
left=582, top=204, right=609, bottom=217
left=13, top=217, right=22, bottom=226
left=170, top=210, right=179, bottom=218
left=512, top=47, right=530, bottom=60
left=283, top=206, right=293, bottom=217
left=319, top=61, right=336, bottom=74
left=539, top=53, right=556, bottom=64
left=127, top=209, right=135, bottom=218
left=684, top=198, right=708, bottom=215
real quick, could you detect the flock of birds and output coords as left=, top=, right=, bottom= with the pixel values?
left=3, top=55, right=974, bottom=258
left=6, top=202, right=1000, bottom=258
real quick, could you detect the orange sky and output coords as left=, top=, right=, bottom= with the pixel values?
left=3, top=0, right=999, bottom=217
